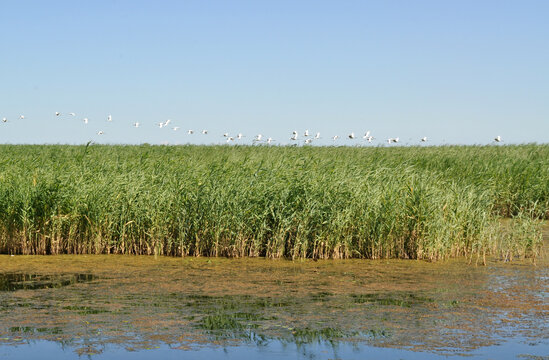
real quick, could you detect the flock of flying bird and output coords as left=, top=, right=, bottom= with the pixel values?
left=1, top=112, right=505, bottom=145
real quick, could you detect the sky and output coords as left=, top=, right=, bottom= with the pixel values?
left=0, top=0, right=548, bottom=146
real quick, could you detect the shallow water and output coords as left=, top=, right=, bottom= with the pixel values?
left=0, top=245, right=547, bottom=359
left=1, top=337, right=548, bottom=360
left=0, top=273, right=95, bottom=292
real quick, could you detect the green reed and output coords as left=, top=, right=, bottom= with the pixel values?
left=0, top=144, right=546, bottom=260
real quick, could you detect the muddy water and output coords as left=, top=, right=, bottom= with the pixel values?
left=0, top=245, right=547, bottom=358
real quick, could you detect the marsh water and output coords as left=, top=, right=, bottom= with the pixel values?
left=0, top=244, right=548, bottom=359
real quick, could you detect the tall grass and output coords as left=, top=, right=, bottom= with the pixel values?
left=0, top=144, right=546, bottom=260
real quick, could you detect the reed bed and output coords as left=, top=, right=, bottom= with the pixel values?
left=0, top=144, right=546, bottom=260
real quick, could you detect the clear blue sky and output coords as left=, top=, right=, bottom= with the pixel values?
left=1, top=0, right=547, bottom=145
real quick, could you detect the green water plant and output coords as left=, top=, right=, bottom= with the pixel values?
left=0, top=144, right=546, bottom=260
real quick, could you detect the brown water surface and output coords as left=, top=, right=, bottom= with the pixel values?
left=0, top=232, right=547, bottom=357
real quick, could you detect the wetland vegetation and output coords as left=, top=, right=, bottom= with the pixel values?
left=0, top=144, right=547, bottom=261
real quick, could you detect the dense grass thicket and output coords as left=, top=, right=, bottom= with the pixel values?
left=0, top=144, right=546, bottom=261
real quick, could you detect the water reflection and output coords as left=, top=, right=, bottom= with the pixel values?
left=0, top=338, right=547, bottom=360
left=0, top=273, right=95, bottom=291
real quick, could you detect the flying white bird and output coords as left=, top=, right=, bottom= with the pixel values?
left=158, top=122, right=164, bottom=128
left=304, top=130, right=309, bottom=137
left=348, top=132, right=355, bottom=139
left=494, top=135, right=502, bottom=142
left=226, top=136, right=235, bottom=143
left=19, top=115, right=25, bottom=120
left=223, top=132, right=229, bottom=137
left=365, top=136, right=374, bottom=143
left=266, top=137, right=275, bottom=144
left=290, top=134, right=298, bottom=141
left=314, top=132, right=321, bottom=139
left=304, top=138, right=312, bottom=144
left=164, top=119, right=171, bottom=126
left=392, top=137, right=399, bottom=143
left=237, top=133, right=244, bottom=140
left=107, top=115, right=112, bottom=122
left=97, top=131, right=104, bottom=135
left=292, top=130, right=298, bottom=136
left=68, top=112, right=76, bottom=116
left=421, top=136, right=427, bottom=142
left=55, top=112, right=61, bottom=116
left=187, top=129, right=194, bottom=134
left=2, top=117, right=7, bottom=123
left=363, top=131, right=371, bottom=139
left=332, top=135, right=339, bottom=141
left=254, top=134, right=263, bottom=142
left=173, top=126, right=180, bottom=131
left=83, top=118, right=89, bottom=124
left=202, top=130, right=208, bottom=134
left=133, top=122, right=140, bottom=128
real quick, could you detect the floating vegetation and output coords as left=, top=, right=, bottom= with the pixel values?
left=253, top=298, right=293, bottom=308
left=62, top=305, right=109, bottom=315
left=310, top=291, right=334, bottom=301
left=350, top=292, right=435, bottom=307
left=200, top=313, right=246, bottom=331
left=9, top=326, right=63, bottom=335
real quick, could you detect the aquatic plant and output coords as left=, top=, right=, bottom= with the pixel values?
left=0, top=144, right=546, bottom=260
